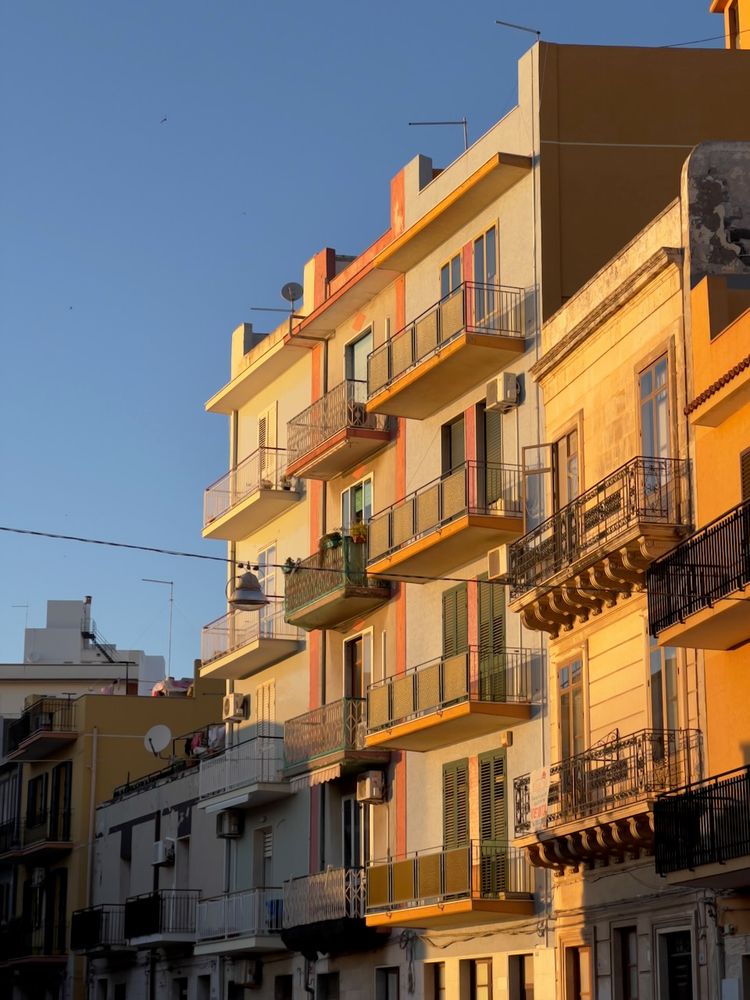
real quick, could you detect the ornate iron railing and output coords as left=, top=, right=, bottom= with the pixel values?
left=284, top=698, right=365, bottom=769
left=201, top=603, right=302, bottom=664
left=368, top=461, right=522, bottom=562
left=509, top=456, right=690, bottom=599
left=284, top=536, right=388, bottom=619
left=367, top=282, right=525, bottom=398
left=654, top=765, right=750, bottom=876
left=647, top=498, right=750, bottom=636
left=124, top=889, right=199, bottom=940
left=283, top=867, right=366, bottom=927
left=71, top=905, right=127, bottom=951
left=203, top=446, right=299, bottom=526
left=366, top=842, right=533, bottom=912
left=514, top=729, right=702, bottom=836
left=287, top=379, right=389, bottom=469
left=367, top=646, right=531, bottom=733
left=196, top=888, right=283, bottom=941
left=199, top=736, right=285, bottom=799
left=6, top=697, right=77, bottom=755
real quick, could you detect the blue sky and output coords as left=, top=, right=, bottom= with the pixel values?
left=0, top=2, right=722, bottom=670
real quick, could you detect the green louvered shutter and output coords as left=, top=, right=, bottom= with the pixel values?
left=477, top=573, right=505, bottom=700
left=442, top=583, right=468, bottom=657
left=478, top=749, right=507, bottom=895
left=484, top=406, right=503, bottom=506
left=442, top=759, right=469, bottom=849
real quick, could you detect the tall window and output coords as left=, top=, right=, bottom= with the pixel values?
left=440, top=254, right=461, bottom=299
left=342, top=795, right=362, bottom=868
left=344, top=632, right=371, bottom=700
left=649, top=638, right=678, bottom=732
left=345, top=329, right=373, bottom=383
left=257, top=545, right=277, bottom=636
left=559, top=660, right=584, bottom=759
left=640, top=356, right=670, bottom=460
left=477, top=574, right=505, bottom=699
left=615, top=927, right=639, bottom=1000
left=442, top=583, right=468, bottom=658
left=429, top=964, right=446, bottom=1000
left=556, top=429, right=579, bottom=508
left=442, top=759, right=469, bottom=849
left=376, top=967, right=400, bottom=1000
left=26, top=773, right=48, bottom=827
left=509, top=955, right=534, bottom=1000
left=474, top=226, right=498, bottom=325
left=658, top=930, right=693, bottom=1000
left=565, top=947, right=591, bottom=1000
left=442, top=414, right=466, bottom=473
left=49, top=761, right=72, bottom=840
left=341, top=476, right=373, bottom=532
left=470, top=959, right=493, bottom=1000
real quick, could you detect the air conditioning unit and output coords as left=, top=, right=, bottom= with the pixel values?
left=356, top=770, right=385, bottom=804
left=486, top=373, right=520, bottom=413
left=216, top=809, right=244, bottom=839
left=152, top=838, right=175, bottom=866
left=31, top=867, right=45, bottom=887
left=232, top=958, right=262, bottom=988
left=223, top=693, right=247, bottom=723
left=487, top=545, right=510, bottom=582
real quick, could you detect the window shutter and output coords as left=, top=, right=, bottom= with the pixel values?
left=741, top=448, right=750, bottom=502
left=442, top=759, right=469, bottom=849
left=478, top=750, right=507, bottom=842
left=263, top=829, right=273, bottom=859
left=442, top=584, right=468, bottom=657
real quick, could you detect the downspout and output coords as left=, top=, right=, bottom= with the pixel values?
left=86, top=727, right=98, bottom=903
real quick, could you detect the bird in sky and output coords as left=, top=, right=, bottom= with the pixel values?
left=160, top=116, right=168, bottom=124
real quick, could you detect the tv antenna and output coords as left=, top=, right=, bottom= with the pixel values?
left=408, top=118, right=469, bottom=152
left=144, top=723, right=172, bottom=758
left=142, top=578, right=173, bottom=679
left=251, top=282, right=305, bottom=334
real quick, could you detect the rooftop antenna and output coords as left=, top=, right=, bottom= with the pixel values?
left=495, top=19, right=541, bottom=38
left=142, top=578, right=173, bottom=679
left=252, top=281, right=305, bottom=334
left=144, top=723, right=172, bottom=758
left=408, top=118, right=469, bottom=152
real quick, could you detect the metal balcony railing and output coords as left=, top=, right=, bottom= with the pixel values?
left=283, top=868, right=366, bottom=927
left=284, top=698, right=365, bottom=770
left=0, top=917, right=66, bottom=961
left=71, top=905, right=127, bottom=951
left=514, top=729, right=703, bottom=836
left=366, top=842, right=533, bottom=913
left=199, top=736, right=285, bottom=799
left=647, top=498, right=750, bottom=636
left=509, top=456, right=690, bottom=600
left=196, top=888, right=283, bottom=941
left=368, top=461, right=522, bottom=562
left=287, top=379, right=389, bottom=469
left=124, top=889, right=199, bottom=940
left=201, top=603, right=302, bottom=665
left=367, top=282, right=525, bottom=398
left=284, top=536, right=387, bottom=620
left=367, top=647, right=532, bottom=733
left=23, top=810, right=73, bottom=847
left=654, top=765, right=750, bottom=876
left=203, top=446, right=298, bottom=526
left=6, top=697, right=77, bottom=755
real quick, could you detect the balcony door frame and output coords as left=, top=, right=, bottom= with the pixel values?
left=344, top=328, right=373, bottom=385
left=633, top=340, right=678, bottom=464
left=343, top=628, right=373, bottom=702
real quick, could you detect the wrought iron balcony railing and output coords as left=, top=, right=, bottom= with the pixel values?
left=284, top=698, right=365, bottom=770
left=6, top=697, right=77, bottom=755
left=203, top=446, right=299, bottom=526
left=196, top=888, right=283, bottom=941
left=201, top=604, right=302, bottom=665
left=283, top=867, right=365, bottom=928
left=647, top=498, right=750, bottom=636
left=367, top=842, right=533, bottom=913
left=654, top=765, right=750, bottom=876
left=71, top=905, right=127, bottom=951
left=284, top=536, right=388, bottom=621
left=368, top=461, right=522, bottom=564
left=367, top=282, right=524, bottom=398
left=124, top=889, right=199, bottom=940
left=509, top=456, right=690, bottom=599
left=514, top=729, right=702, bottom=836
left=287, top=379, right=389, bottom=470
left=0, top=917, right=66, bottom=962
left=199, top=735, right=285, bottom=799
left=367, top=647, right=531, bottom=733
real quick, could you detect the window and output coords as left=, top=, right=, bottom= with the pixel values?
left=521, top=444, right=555, bottom=530
left=565, top=947, right=591, bottom=1000
left=341, top=475, right=373, bottom=532
left=614, top=926, right=639, bottom=1000
left=741, top=448, right=750, bottom=502
left=376, top=967, right=400, bottom=1000
left=26, top=773, right=48, bottom=827
left=274, top=976, right=293, bottom=1000
left=197, top=976, right=211, bottom=1000
left=257, top=545, right=277, bottom=636
left=342, top=795, right=363, bottom=868
left=428, top=963, right=447, bottom=999
left=442, top=414, right=466, bottom=472
left=640, top=356, right=670, bottom=460
left=441, top=254, right=461, bottom=299
left=478, top=402, right=503, bottom=506
left=470, top=958, right=493, bottom=1000
left=49, top=760, right=72, bottom=840
left=442, top=583, right=468, bottom=658
left=649, top=637, right=678, bottom=733
left=474, top=226, right=498, bottom=325
left=509, top=955, right=534, bottom=1000
left=345, top=329, right=373, bottom=383
left=556, top=429, right=579, bottom=508
left=344, top=631, right=372, bottom=700
left=442, top=759, right=469, bottom=849
left=478, top=751, right=507, bottom=895
left=253, top=827, right=273, bottom=887
left=559, top=660, right=584, bottom=760
left=258, top=402, right=279, bottom=483
left=317, top=973, right=340, bottom=1000
left=256, top=679, right=276, bottom=737
left=658, top=930, right=693, bottom=1000
left=477, top=573, right=505, bottom=698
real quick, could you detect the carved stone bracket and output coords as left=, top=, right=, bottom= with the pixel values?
left=520, top=810, right=655, bottom=873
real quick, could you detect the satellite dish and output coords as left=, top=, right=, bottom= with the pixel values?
left=144, top=724, right=172, bottom=756
left=281, top=281, right=303, bottom=305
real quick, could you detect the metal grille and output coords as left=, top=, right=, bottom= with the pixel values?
left=201, top=603, right=302, bottom=664
left=513, top=728, right=703, bottom=836
left=196, top=888, right=283, bottom=940
left=6, top=697, right=77, bottom=755
left=124, top=890, right=199, bottom=939
left=198, top=736, right=285, bottom=799
left=71, top=905, right=127, bottom=951
left=283, top=698, right=365, bottom=768
left=282, top=867, right=365, bottom=927
left=284, top=537, right=387, bottom=618
left=287, top=379, right=389, bottom=468
left=203, top=447, right=297, bottom=526
left=647, top=498, right=750, bottom=636
left=509, top=456, right=691, bottom=599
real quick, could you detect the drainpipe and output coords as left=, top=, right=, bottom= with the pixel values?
left=86, top=727, right=98, bottom=904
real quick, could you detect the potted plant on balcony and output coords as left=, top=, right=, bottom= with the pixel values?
left=319, top=530, right=342, bottom=550
left=280, top=474, right=294, bottom=491
left=349, top=520, right=368, bottom=545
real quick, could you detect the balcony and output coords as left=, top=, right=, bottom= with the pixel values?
left=366, top=283, right=525, bottom=419
left=124, top=889, right=199, bottom=947
left=281, top=867, right=379, bottom=957
left=200, top=604, right=304, bottom=681
left=513, top=729, right=702, bottom=872
left=6, top=697, right=77, bottom=761
left=508, top=457, right=691, bottom=636
left=198, top=735, right=290, bottom=812
left=194, top=888, right=283, bottom=955
left=647, top=499, right=750, bottom=650
left=366, top=842, right=534, bottom=928
left=368, top=461, right=522, bottom=578
left=71, top=905, right=128, bottom=952
left=284, top=536, right=390, bottom=632
left=283, top=698, right=389, bottom=780
left=0, top=813, right=74, bottom=861
left=202, top=447, right=301, bottom=541
left=0, top=917, right=66, bottom=967
left=286, top=380, right=390, bottom=481
left=366, top=647, right=532, bottom=751
left=654, top=766, right=750, bottom=888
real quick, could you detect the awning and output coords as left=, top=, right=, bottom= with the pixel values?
left=290, top=764, right=342, bottom=792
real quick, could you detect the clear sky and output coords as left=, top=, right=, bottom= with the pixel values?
left=0, top=1, right=724, bottom=672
